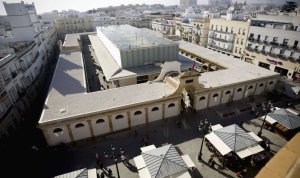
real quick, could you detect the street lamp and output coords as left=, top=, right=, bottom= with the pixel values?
left=257, top=101, right=274, bottom=137
left=104, top=144, right=123, bottom=178
left=198, top=118, right=211, bottom=161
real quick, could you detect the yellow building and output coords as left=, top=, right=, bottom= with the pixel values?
left=176, top=18, right=210, bottom=47
left=55, top=16, right=94, bottom=40
left=208, top=18, right=250, bottom=58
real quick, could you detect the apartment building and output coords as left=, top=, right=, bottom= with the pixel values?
left=245, top=15, right=300, bottom=79
left=152, top=20, right=175, bottom=36
left=176, top=18, right=210, bottom=47
left=0, top=2, right=58, bottom=147
left=55, top=15, right=94, bottom=40
left=208, top=18, right=250, bottom=58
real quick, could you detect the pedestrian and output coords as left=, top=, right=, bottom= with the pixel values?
left=108, top=168, right=112, bottom=175
left=208, top=155, right=214, bottom=166
left=96, top=153, right=100, bottom=165
left=121, top=154, right=127, bottom=163
left=256, top=111, right=260, bottom=118
left=100, top=172, right=105, bottom=178
left=176, top=119, right=181, bottom=128
left=236, top=171, right=243, bottom=178
left=134, top=130, right=138, bottom=137
left=211, top=160, right=216, bottom=168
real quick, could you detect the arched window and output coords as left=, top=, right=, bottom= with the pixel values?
left=53, top=128, right=63, bottom=133
left=213, top=93, right=219, bottom=98
left=248, top=85, right=253, bottom=89
left=259, top=83, right=264, bottom=87
left=152, top=107, right=159, bottom=111
left=199, top=96, right=205, bottom=101
left=96, top=119, right=105, bottom=124
left=237, top=88, right=242, bottom=92
left=269, top=81, right=274, bottom=85
left=75, top=123, right=84, bottom=128
left=134, top=111, right=142, bottom=115
left=225, top=91, right=231, bottom=95
left=115, top=115, right=124, bottom=119
left=168, top=103, right=175, bottom=108
left=199, top=96, right=206, bottom=101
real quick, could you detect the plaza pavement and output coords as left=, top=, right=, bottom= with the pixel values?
left=45, top=98, right=289, bottom=178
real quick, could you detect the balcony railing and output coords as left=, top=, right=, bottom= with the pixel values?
left=270, top=41, right=279, bottom=46
left=268, top=53, right=278, bottom=58
left=210, top=36, right=234, bottom=43
left=208, top=44, right=233, bottom=53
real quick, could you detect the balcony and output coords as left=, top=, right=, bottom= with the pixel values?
left=278, top=54, right=287, bottom=60
left=263, top=40, right=269, bottom=44
left=208, top=44, right=233, bottom=53
left=246, top=46, right=254, bottom=52
left=268, top=53, right=278, bottom=58
left=270, top=41, right=279, bottom=46
left=248, top=37, right=254, bottom=42
left=210, top=36, right=234, bottom=43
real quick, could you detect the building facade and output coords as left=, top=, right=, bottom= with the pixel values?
left=38, top=31, right=279, bottom=146
left=208, top=18, right=250, bottom=58
left=0, top=1, right=58, bottom=148
left=54, top=16, right=94, bottom=40
left=176, top=19, right=210, bottom=47
left=244, top=15, right=300, bottom=79
left=151, top=20, right=175, bottom=37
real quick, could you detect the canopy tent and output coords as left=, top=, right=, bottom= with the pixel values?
left=140, top=145, right=156, bottom=153
left=268, top=109, right=300, bottom=130
left=211, top=124, right=223, bottom=131
left=134, top=144, right=191, bottom=178
left=206, top=124, right=264, bottom=159
left=291, top=86, right=300, bottom=95
left=54, top=168, right=97, bottom=178
left=134, top=155, right=147, bottom=170
left=181, top=155, right=196, bottom=168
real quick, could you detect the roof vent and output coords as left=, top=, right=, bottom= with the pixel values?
left=60, top=108, right=66, bottom=113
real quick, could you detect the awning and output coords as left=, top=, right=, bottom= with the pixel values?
left=205, top=132, right=231, bottom=156
left=248, top=132, right=263, bottom=142
left=181, top=155, right=195, bottom=168
left=138, top=167, right=152, bottom=178
left=134, top=155, right=147, bottom=170
left=266, top=115, right=277, bottom=124
left=176, top=171, right=192, bottom=178
left=140, top=145, right=156, bottom=153
left=211, top=124, right=223, bottom=131
left=291, top=86, right=300, bottom=95
left=236, top=145, right=264, bottom=159
left=88, top=169, right=97, bottom=178
left=286, top=108, right=299, bottom=116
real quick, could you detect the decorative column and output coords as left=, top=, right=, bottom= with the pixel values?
left=108, top=115, right=113, bottom=132
left=87, top=120, right=95, bottom=137
left=127, top=111, right=131, bottom=129
left=162, top=103, right=166, bottom=119
left=145, top=108, right=149, bottom=124
left=66, top=124, right=75, bottom=142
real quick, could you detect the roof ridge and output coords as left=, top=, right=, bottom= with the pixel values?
left=76, top=168, right=87, bottom=178
left=154, top=145, right=172, bottom=178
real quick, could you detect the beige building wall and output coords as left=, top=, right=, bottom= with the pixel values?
left=55, top=17, right=94, bottom=40
left=175, top=19, right=210, bottom=47
left=41, top=97, right=181, bottom=146
left=208, top=18, right=250, bottom=58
